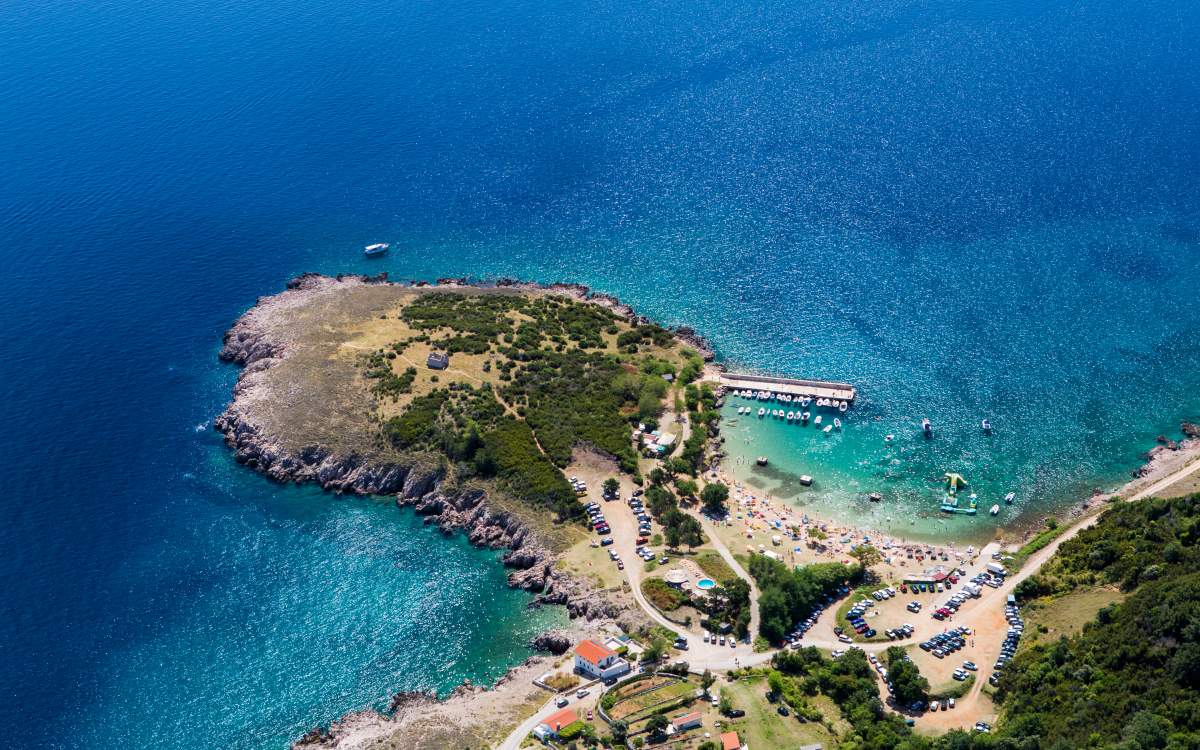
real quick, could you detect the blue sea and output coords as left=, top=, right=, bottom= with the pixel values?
left=2, top=0, right=1199, bottom=746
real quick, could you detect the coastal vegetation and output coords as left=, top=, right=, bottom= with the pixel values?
left=883, top=647, right=929, bottom=706
left=642, top=578, right=688, bottom=611
left=362, top=290, right=697, bottom=519
left=749, top=555, right=863, bottom=645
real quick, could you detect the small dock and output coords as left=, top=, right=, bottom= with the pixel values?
left=715, top=372, right=857, bottom=403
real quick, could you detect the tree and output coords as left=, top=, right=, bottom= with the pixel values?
left=850, top=544, right=883, bottom=571
left=648, top=467, right=669, bottom=486
left=718, top=694, right=732, bottom=715
left=646, top=485, right=677, bottom=517
left=679, top=515, right=704, bottom=549
left=602, top=477, right=620, bottom=498
left=701, top=669, right=716, bottom=695
left=665, top=523, right=683, bottom=550
left=646, top=714, right=669, bottom=738
left=675, top=478, right=698, bottom=498
left=643, top=637, right=667, bottom=663
left=610, top=720, right=628, bottom=744
left=701, top=482, right=730, bottom=516
left=885, top=646, right=929, bottom=707
left=767, top=669, right=786, bottom=697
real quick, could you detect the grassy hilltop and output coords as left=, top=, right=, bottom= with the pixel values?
left=223, top=278, right=710, bottom=530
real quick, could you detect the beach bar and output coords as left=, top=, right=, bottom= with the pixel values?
left=716, top=372, right=857, bottom=403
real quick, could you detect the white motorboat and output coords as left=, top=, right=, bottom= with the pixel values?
left=758, top=408, right=766, bottom=417
left=801, top=411, right=810, bottom=423
left=814, top=415, right=823, bottom=426
left=363, top=243, right=390, bottom=257
left=833, top=418, right=842, bottom=430
left=786, top=411, right=795, bottom=421
left=922, top=418, right=933, bottom=437
left=823, top=425, right=833, bottom=434
left=989, top=504, right=1000, bottom=516
left=1004, top=492, right=1015, bottom=505
left=839, top=401, right=848, bottom=412
left=982, top=419, right=992, bottom=433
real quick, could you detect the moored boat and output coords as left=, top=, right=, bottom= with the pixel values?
left=922, top=418, right=933, bottom=437
left=758, top=408, right=766, bottom=417
left=989, top=504, right=1000, bottom=516
left=1004, top=492, right=1016, bottom=504
left=823, top=424, right=833, bottom=434
left=982, top=419, right=992, bottom=433
left=814, top=415, right=822, bottom=425
left=363, top=242, right=389, bottom=257
left=833, top=418, right=842, bottom=430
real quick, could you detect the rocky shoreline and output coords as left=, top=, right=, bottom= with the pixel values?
left=213, top=273, right=686, bottom=748
left=214, top=273, right=667, bottom=618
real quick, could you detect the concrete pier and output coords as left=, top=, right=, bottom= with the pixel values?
left=715, top=372, right=857, bottom=403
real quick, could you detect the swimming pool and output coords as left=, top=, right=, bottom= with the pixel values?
left=696, top=578, right=716, bottom=590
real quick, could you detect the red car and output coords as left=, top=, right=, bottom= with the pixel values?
left=636, top=536, right=648, bottom=545
left=900, top=584, right=908, bottom=593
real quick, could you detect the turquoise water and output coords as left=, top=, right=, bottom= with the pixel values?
left=4, top=0, right=1200, bottom=747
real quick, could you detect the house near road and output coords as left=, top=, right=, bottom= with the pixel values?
left=532, top=707, right=579, bottom=741
left=671, top=711, right=703, bottom=731
left=721, top=730, right=744, bottom=750
left=573, top=639, right=630, bottom=680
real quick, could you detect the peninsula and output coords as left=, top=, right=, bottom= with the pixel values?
left=218, top=273, right=1200, bottom=750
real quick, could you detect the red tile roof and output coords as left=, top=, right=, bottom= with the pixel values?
left=541, top=707, right=579, bottom=732
left=672, top=711, right=703, bottom=728
left=574, top=639, right=615, bottom=666
left=721, top=731, right=742, bottom=750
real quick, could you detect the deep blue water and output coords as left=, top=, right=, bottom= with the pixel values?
left=2, top=0, right=1199, bottom=747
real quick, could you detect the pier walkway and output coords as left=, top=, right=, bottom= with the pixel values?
left=714, top=371, right=857, bottom=403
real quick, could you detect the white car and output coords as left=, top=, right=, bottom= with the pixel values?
left=711, top=694, right=720, bottom=707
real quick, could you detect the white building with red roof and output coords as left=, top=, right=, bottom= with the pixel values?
left=573, top=639, right=630, bottom=680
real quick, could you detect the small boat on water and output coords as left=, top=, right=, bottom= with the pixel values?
left=1004, top=492, right=1016, bottom=505
left=833, top=418, right=842, bottom=430
left=758, top=408, right=766, bottom=417
left=814, top=415, right=823, bottom=426
left=868, top=492, right=883, bottom=502
left=786, top=411, right=795, bottom=421
left=756, top=456, right=769, bottom=466
left=800, top=397, right=811, bottom=407
left=884, top=434, right=894, bottom=443
left=982, top=419, right=992, bottom=434
left=989, top=504, right=1001, bottom=516
left=838, top=401, right=848, bottom=413
left=363, top=243, right=390, bottom=257
left=801, top=411, right=810, bottom=424
left=922, top=418, right=933, bottom=437
left=823, top=425, right=833, bottom=435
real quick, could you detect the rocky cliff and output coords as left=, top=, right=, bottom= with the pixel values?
left=213, top=273, right=643, bottom=620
